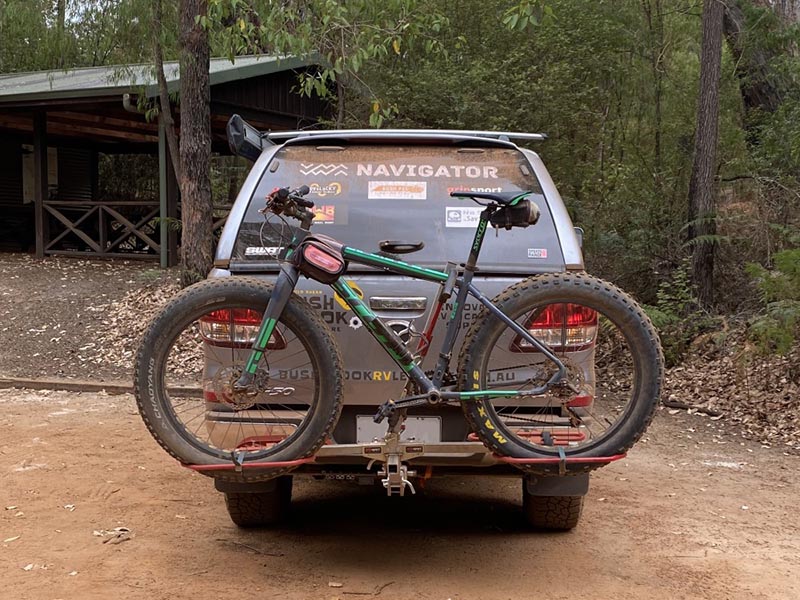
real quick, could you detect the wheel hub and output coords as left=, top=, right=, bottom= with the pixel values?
left=211, top=367, right=269, bottom=410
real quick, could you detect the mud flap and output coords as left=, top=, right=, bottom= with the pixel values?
left=524, top=472, right=589, bottom=497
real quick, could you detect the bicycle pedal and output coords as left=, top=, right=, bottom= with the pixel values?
left=373, top=400, right=395, bottom=423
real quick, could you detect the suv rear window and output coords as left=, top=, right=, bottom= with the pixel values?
left=231, top=144, right=564, bottom=273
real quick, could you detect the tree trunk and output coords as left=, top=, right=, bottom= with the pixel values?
left=688, top=0, right=725, bottom=308
left=722, top=0, right=783, bottom=117
left=178, top=0, right=213, bottom=286
left=152, top=0, right=182, bottom=182
left=642, top=0, right=665, bottom=191
left=56, top=0, right=66, bottom=68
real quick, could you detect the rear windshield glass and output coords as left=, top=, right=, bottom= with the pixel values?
left=232, top=144, right=562, bottom=272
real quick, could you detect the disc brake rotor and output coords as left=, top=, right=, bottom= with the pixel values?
left=211, top=367, right=269, bottom=411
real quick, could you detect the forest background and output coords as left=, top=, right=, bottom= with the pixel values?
left=0, top=0, right=798, bottom=370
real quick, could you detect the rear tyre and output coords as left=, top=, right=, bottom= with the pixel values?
left=133, top=278, right=343, bottom=478
left=522, top=483, right=583, bottom=531
left=459, top=273, right=663, bottom=468
left=224, top=476, right=293, bottom=528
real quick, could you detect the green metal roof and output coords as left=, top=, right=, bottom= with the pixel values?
left=0, top=55, right=311, bottom=104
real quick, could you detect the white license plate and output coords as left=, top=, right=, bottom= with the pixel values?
left=356, top=415, right=441, bottom=444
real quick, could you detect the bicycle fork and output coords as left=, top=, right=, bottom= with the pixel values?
left=234, top=264, right=300, bottom=392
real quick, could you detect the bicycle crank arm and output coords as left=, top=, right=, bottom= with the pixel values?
left=373, top=393, right=437, bottom=423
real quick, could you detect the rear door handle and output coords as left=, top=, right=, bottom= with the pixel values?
left=369, top=296, right=428, bottom=311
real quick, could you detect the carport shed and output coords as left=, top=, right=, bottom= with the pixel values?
left=0, top=55, right=326, bottom=266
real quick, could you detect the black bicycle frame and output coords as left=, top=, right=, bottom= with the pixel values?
left=236, top=208, right=566, bottom=402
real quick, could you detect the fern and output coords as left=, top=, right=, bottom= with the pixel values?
left=747, top=248, right=800, bottom=355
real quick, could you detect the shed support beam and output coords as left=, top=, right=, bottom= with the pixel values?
left=33, top=112, right=49, bottom=258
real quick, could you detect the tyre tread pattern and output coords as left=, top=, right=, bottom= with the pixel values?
left=523, top=493, right=584, bottom=531
left=458, top=272, right=664, bottom=473
left=133, top=278, right=343, bottom=483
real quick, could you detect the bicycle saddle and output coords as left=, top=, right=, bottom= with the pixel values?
left=449, top=190, right=532, bottom=205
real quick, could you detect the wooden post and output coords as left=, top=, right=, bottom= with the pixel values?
left=32, top=113, right=48, bottom=258
left=158, top=117, right=180, bottom=268
left=158, top=118, right=168, bottom=268
left=166, top=136, right=179, bottom=267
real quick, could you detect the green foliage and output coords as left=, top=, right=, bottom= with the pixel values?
left=644, top=260, right=715, bottom=366
left=205, top=0, right=449, bottom=124
left=746, top=246, right=800, bottom=354
left=502, top=1, right=554, bottom=31
left=0, top=0, right=168, bottom=71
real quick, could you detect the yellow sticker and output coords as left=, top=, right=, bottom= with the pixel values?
left=334, top=280, right=364, bottom=311
left=484, top=419, right=495, bottom=431
left=478, top=406, right=486, bottom=417
left=472, top=370, right=479, bottom=381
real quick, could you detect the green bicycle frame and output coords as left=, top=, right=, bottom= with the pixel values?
left=236, top=207, right=566, bottom=402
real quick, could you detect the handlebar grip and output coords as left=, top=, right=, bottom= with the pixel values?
left=291, top=186, right=314, bottom=208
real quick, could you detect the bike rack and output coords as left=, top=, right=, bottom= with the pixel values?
left=184, top=456, right=316, bottom=473
left=493, top=450, right=626, bottom=475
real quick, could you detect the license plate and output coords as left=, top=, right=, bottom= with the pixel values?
left=356, top=415, right=441, bottom=444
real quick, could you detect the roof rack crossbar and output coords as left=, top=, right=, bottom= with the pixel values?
left=264, top=128, right=548, bottom=142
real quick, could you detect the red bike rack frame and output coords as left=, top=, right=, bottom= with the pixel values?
left=184, top=456, right=316, bottom=473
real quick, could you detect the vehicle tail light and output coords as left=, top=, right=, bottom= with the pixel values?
left=512, top=303, right=597, bottom=352
left=199, top=309, right=286, bottom=349
left=566, top=394, right=593, bottom=407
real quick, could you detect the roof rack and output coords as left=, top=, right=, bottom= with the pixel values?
left=264, top=128, right=548, bottom=142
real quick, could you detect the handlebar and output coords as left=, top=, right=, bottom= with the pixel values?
left=262, top=185, right=316, bottom=229
left=274, top=185, right=314, bottom=208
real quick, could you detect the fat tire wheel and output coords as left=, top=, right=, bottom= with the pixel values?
left=458, top=272, right=663, bottom=469
left=133, top=277, right=343, bottom=481
left=522, top=484, right=584, bottom=531
left=224, top=476, right=293, bottom=528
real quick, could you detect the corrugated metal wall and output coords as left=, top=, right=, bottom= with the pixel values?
left=0, top=139, right=33, bottom=251
left=212, top=70, right=327, bottom=119
left=56, top=147, right=93, bottom=201
left=0, top=140, right=23, bottom=207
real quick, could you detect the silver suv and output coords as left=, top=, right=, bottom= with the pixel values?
left=211, top=124, right=589, bottom=530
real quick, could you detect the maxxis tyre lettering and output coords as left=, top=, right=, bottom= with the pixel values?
left=457, top=272, right=663, bottom=471
left=133, top=278, right=343, bottom=483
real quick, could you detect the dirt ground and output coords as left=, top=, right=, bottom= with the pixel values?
left=0, top=253, right=174, bottom=382
left=1, top=387, right=798, bottom=600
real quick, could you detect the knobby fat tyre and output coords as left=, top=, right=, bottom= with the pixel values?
left=458, top=272, right=663, bottom=469
left=133, top=278, right=343, bottom=480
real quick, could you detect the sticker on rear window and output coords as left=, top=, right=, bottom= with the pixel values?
left=309, top=182, right=343, bottom=197
left=300, top=163, right=348, bottom=176
left=447, top=185, right=503, bottom=195
left=527, top=248, right=548, bottom=259
left=445, top=206, right=484, bottom=228
left=368, top=181, right=427, bottom=200
left=245, top=246, right=282, bottom=257
left=358, top=163, right=499, bottom=179
left=312, top=204, right=347, bottom=225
